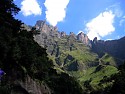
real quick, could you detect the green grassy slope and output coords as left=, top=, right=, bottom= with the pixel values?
left=48, top=36, right=98, bottom=71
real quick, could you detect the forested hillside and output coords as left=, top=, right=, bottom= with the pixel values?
left=0, top=0, right=83, bottom=94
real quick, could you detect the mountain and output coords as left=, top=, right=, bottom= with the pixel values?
left=2, top=1, right=125, bottom=93
left=92, top=37, right=125, bottom=65
left=33, top=20, right=125, bottom=93
left=34, top=20, right=91, bottom=46
left=77, top=32, right=91, bottom=46
left=34, top=20, right=98, bottom=71
left=34, top=20, right=125, bottom=68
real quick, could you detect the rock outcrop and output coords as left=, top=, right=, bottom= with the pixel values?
left=35, top=20, right=58, bottom=33
left=92, top=37, right=125, bottom=65
left=34, top=20, right=60, bottom=47
left=10, top=75, right=51, bottom=94
left=34, top=20, right=90, bottom=46
left=77, top=32, right=90, bottom=45
left=60, top=31, right=66, bottom=37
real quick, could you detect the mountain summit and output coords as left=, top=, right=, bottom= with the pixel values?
left=34, top=20, right=97, bottom=70
left=34, top=20, right=125, bottom=67
left=34, top=20, right=91, bottom=46
left=32, top=20, right=125, bottom=93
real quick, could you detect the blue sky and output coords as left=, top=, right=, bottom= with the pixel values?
left=14, top=0, right=125, bottom=40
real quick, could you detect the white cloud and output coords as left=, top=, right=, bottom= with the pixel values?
left=44, top=0, right=70, bottom=26
left=21, top=0, right=42, bottom=16
left=86, top=10, right=115, bottom=40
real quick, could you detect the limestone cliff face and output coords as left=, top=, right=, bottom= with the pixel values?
left=77, top=32, right=91, bottom=46
left=34, top=20, right=90, bottom=46
left=35, top=20, right=58, bottom=33
left=92, top=37, right=125, bottom=65
left=34, top=20, right=60, bottom=48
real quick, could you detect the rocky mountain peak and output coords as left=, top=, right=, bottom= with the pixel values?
left=77, top=31, right=90, bottom=45
left=60, top=31, right=66, bottom=37
left=91, top=36, right=125, bottom=63
left=35, top=20, right=58, bottom=33
left=93, top=37, right=98, bottom=44
left=69, top=32, right=77, bottom=40
left=70, top=32, right=75, bottom=35
left=34, top=20, right=91, bottom=46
